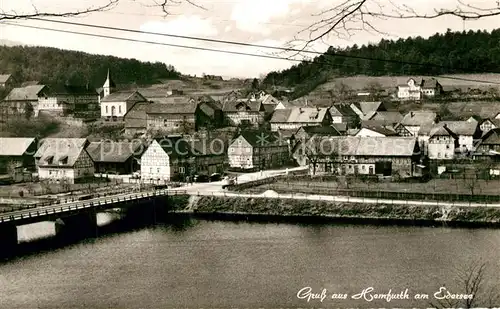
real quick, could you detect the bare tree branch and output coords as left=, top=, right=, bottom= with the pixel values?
left=0, top=1, right=120, bottom=20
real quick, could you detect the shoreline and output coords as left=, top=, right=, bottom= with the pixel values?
left=168, top=195, right=500, bottom=229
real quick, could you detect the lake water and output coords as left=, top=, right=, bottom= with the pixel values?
left=1, top=215, right=500, bottom=308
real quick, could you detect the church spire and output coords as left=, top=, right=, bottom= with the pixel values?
left=102, top=68, right=116, bottom=97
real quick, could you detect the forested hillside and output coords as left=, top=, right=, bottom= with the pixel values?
left=0, top=45, right=180, bottom=87
left=263, top=29, right=500, bottom=98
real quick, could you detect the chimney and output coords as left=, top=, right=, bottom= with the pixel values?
left=410, top=112, right=414, bottom=117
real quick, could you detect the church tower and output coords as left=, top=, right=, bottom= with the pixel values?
left=102, top=69, right=116, bottom=98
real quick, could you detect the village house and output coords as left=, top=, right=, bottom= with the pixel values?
left=478, top=118, right=500, bottom=136
left=228, top=131, right=290, bottom=171
left=0, top=74, right=14, bottom=88
left=438, top=121, right=481, bottom=152
left=397, top=78, right=443, bottom=101
left=101, top=90, right=148, bottom=120
left=47, top=84, right=100, bottom=113
left=139, top=137, right=195, bottom=183
left=196, top=97, right=224, bottom=128
left=367, top=111, right=404, bottom=126
left=427, top=124, right=458, bottom=160
left=2, top=85, right=48, bottom=115
left=123, top=102, right=149, bottom=137
left=146, top=100, right=198, bottom=134
left=475, top=128, right=500, bottom=166
left=349, top=101, right=387, bottom=120
left=395, top=111, right=437, bottom=137
left=293, top=136, right=420, bottom=178
left=329, top=104, right=359, bottom=128
left=222, top=99, right=265, bottom=127
left=0, top=138, right=38, bottom=182
left=270, top=107, right=332, bottom=132
left=355, top=123, right=398, bottom=137
left=294, top=126, right=341, bottom=142
left=36, top=94, right=71, bottom=117
left=86, top=140, right=144, bottom=175
left=34, top=138, right=93, bottom=184
left=189, top=136, right=227, bottom=176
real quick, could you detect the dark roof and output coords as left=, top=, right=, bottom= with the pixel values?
left=331, top=123, right=347, bottom=133
left=198, top=101, right=222, bottom=118
left=330, top=104, right=358, bottom=117
left=298, top=126, right=341, bottom=136
left=369, top=111, right=403, bottom=124
left=154, top=136, right=193, bottom=158
left=86, top=141, right=144, bottom=162
left=237, top=130, right=283, bottom=147
left=359, top=123, right=398, bottom=136
left=4, top=85, right=46, bottom=101
left=429, top=124, right=457, bottom=138
left=50, top=84, right=98, bottom=95
left=146, top=102, right=198, bottom=114
left=124, top=102, right=149, bottom=128
left=263, top=103, right=277, bottom=114
left=421, top=78, right=440, bottom=89
left=222, top=99, right=263, bottom=112
left=101, top=90, right=146, bottom=102
left=481, top=128, right=500, bottom=145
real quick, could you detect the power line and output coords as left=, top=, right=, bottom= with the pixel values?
left=2, top=21, right=500, bottom=86
left=7, top=15, right=500, bottom=75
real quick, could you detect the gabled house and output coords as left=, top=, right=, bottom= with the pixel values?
left=427, top=124, right=458, bottom=160
left=293, top=136, right=420, bottom=178
left=396, top=111, right=437, bottom=137
left=222, top=99, right=265, bottom=127
left=101, top=90, right=148, bottom=120
left=34, top=138, right=93, bottom=183
left=355, top=123, right=398, bottom=137
left=2, top=85, right=48, bottom=115
left=397, top=78, right=442, bottom=100
left=196, top=98, right=223, bottom=129
left=476, top=128, right=500, bottom=155
left=368, top=111, right=404, bottom=126
left=123, top=102, right=149, bottom=137
left=146, top=100, right=199, bottom=134
left=270, top=107, right=332, bottom=132
left=97, top=69, right=117, bottom=104
left=0, top=74, right=14, bottom=88
left=228, top=130, right=289, bottom=170
left=479, top=118, right=500, bottom=136
left=349, top=101, right=387, bottom=120
left=0, top=138, right=38, bottom=181
left=189, top=136, right=227, bottom=176
left=47, top=84, right=100, bottom=113
left=86, top=141, right=144, bottom=175
left=329, top=103, right=360, bottom=128
left=438, top=121, right=481, bottom=152
left=139, top=137, right=195, bottom=182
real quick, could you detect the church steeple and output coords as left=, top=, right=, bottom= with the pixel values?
left=102, top=68, right=116, bottom=97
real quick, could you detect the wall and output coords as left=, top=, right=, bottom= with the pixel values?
left=140, top=141, right=171, bottom=181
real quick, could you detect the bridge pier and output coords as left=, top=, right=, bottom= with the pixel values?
left=0, top=224, right=18, bottom=257
left=55, top=212, right=98, bottom=242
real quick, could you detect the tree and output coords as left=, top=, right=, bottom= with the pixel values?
left=296, top=1, right=500, bottom=49
left=251, top=78, right=260, bottom=91
left=332, top=82, right=352, bottom=102
left=430, top=260, right=499, bottom=308
left=0, top=1, right=119, bottom=20
left=24, top=103, right=34, bottom=120
left=363, top=81, right=383, bottom=100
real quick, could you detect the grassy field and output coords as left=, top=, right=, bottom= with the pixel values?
left=248, top=177, right=500, bottom=196
left=316, top=73, right=500, bottom=92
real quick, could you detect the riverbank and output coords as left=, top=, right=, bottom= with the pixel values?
left=169, top=195, right=500, bottom=228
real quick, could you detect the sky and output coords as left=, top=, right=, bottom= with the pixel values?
left=0, top=0, right=499, bottom=78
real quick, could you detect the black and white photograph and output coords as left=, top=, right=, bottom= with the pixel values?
left=1, top=0, right=500, bottom=308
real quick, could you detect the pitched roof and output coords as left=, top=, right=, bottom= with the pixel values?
left=35, top=138, right=88, bottom=167
left=429, top=124, right=456, bottom=137
left=359, top=123, right=398, bottom=136
left=236, top=130, right=283, bottom=148
left=146, top=102, right=198, bottom=114
left=421, top=78, right=440, bottom=89
left=0, top=138, right=36, bottom=156
left=263, top=103, right=277, bottom=114
left=438, top=121, right=478, bottom=136
left=86, top=141, right=144, bottom=162
left=305, top=136, right=418, bottom=157
left=101, top=90, right=146, bottom=102
left=481, top=128, right=500, bottom=145
left=369, top=111, right=404, bottom=124
left=298, top=126, right=341, bottom=136
left=4, top=85, right=46, bottom=101
left=401, top=111, right=437, bottom=126
left=198, top=101, right=221, bottom=119
left=153, top=136, right=193, bottom=158
left=151, top=96, right=195, bottom=104
left=50, top=84, right=98, bottom=95
left=331, top=123, right=347, bottom=133
left=269, top=109, right=292, bottom=123
left=124, top=102, right=149, bottom=128
left=222, top=99, right=263, bottom=112
left=330, top=104, right=357, bottom=117
left=270, top=107, right=329, bottom=124
left=0, top=74, right=11, bottom=83
left=357, top=101, right=383, bottom=115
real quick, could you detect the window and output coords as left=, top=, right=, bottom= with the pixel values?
left=119, top=106, right=122, bottom=114
left=157, top=168, right=160, bottom=173
left=446, top=145, right=450, bottom=149
left=438, top=153, right=441, bottom=158
left=106, top=106, right=108, bottom=113
left=179, top=167, right=185, bottom=173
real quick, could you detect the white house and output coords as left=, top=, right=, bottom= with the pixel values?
left=397, top=78, right=422, bottom=101
left=101, top=90, right=148, bottom=120
left=139, top=137, right=193, bottom=182
left=427, top=124, right=457, bottom=160
left=438, top=121, right=480, bottom=152
left=34, top=138, right=93, bottom=184
left=270, top=107, right=332, bottom=132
